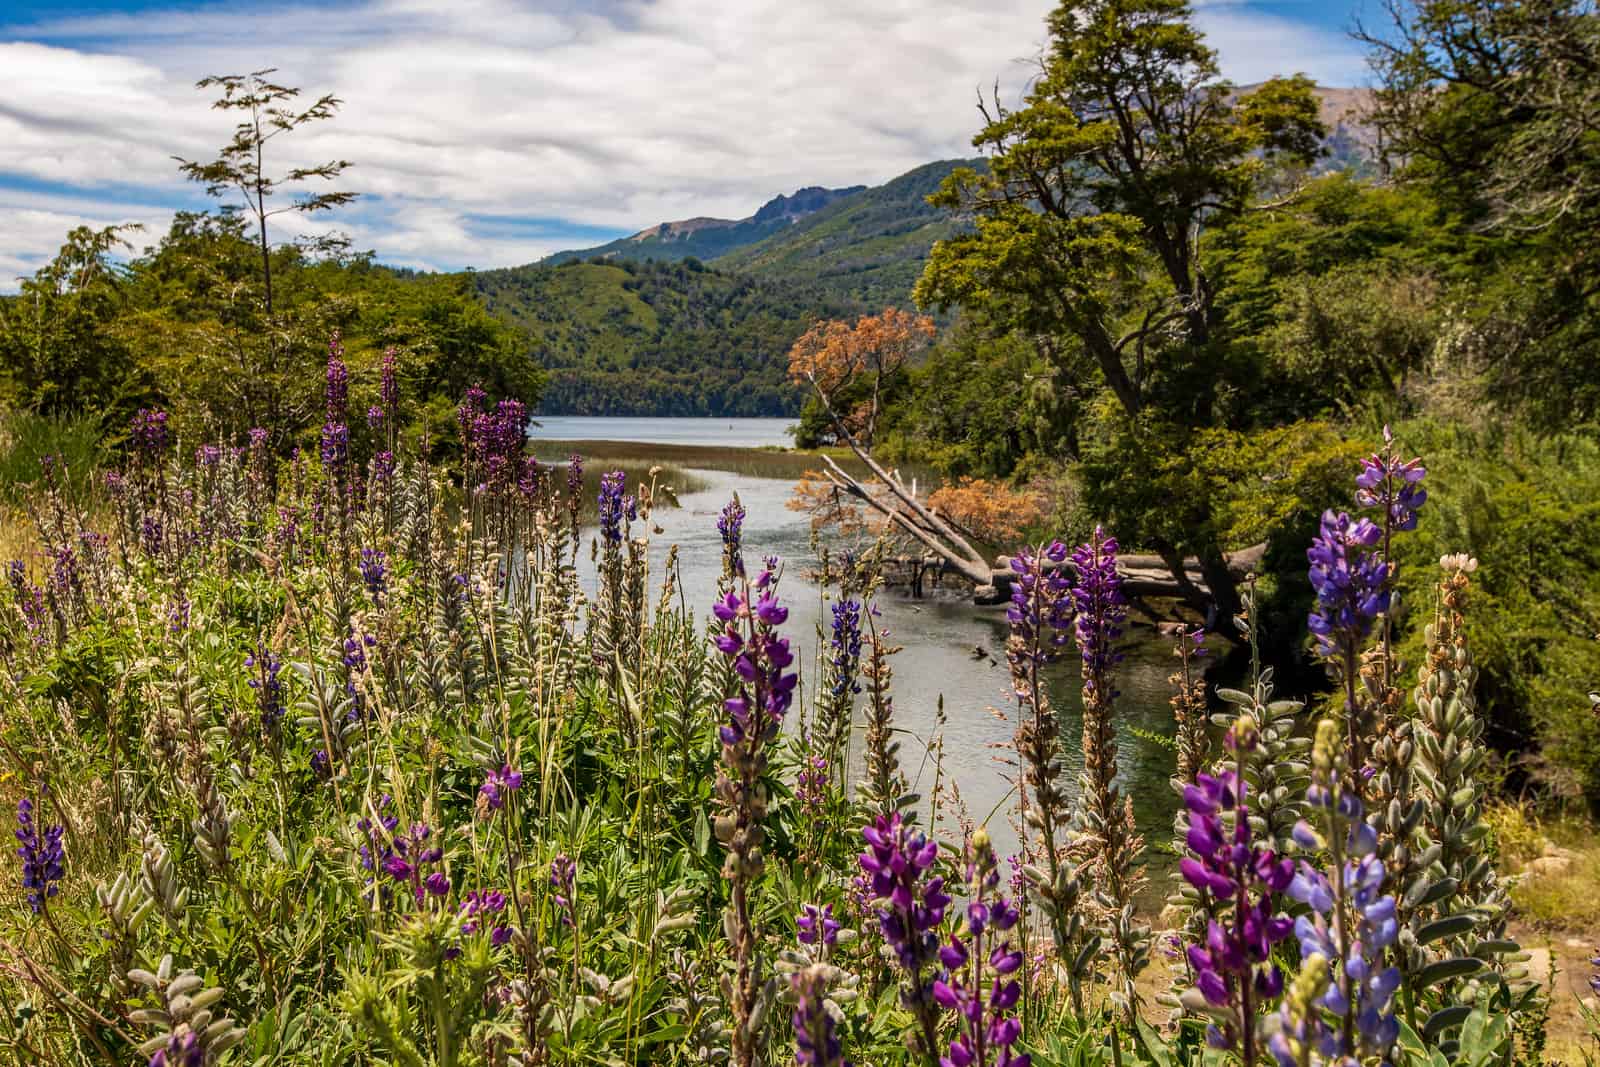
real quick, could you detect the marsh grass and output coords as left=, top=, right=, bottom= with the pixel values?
left=533, top=438, right=936, bottom=486
left=565, top=458, right=706, bottom=518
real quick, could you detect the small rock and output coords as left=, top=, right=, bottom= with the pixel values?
left=1528, top=855, right=1574, bottom=877
left=1566, top=937, right=1590, bottom=950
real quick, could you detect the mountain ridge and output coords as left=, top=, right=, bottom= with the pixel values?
left=544, top=183, right=866, bottom=267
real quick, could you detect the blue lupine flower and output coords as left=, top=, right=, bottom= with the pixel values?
left=15, top=798, right=64, bottom=915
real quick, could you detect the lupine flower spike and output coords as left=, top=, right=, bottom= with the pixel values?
left=16, top=797, right=64, bottom=915
left=860, top=811, right=948, bottom=1063
left=932, top=828, right=1030, bottom=1067
left=1178, top=716, right=1294, bottom=1060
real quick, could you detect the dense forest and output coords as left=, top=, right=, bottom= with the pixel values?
left=467, top=159, right=980, bottom=416
left=470, top=257, right=851, bottom=416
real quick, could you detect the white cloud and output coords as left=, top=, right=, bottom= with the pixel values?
left=1, top=0, right=1368, bottom=288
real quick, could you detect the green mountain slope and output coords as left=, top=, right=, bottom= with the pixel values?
left=472, top=258, right=854, bottom=416
left=711, top=159, right=980, bottom=307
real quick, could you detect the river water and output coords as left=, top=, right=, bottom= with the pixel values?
left=529, top=417, right=1182, bottom=868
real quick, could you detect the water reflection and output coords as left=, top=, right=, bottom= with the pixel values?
left=550, top=460, right=1182, bottom=871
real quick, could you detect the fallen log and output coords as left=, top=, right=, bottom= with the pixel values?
left=796, top=384, right=1264, bottom=620
left=975, top=542, right=1266, bottom=605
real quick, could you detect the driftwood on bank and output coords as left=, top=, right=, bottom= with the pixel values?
left=811, top=440, right=1265, bottom=609
left=799, top=381, right=1260, bottom=622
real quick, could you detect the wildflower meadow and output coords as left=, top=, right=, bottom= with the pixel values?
left=0, top=342, right=1576, bottom=1067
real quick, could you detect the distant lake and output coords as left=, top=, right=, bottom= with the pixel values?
left=530, top=415, right=795, bottom=450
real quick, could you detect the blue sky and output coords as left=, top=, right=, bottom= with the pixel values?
left=0, top=0, right=1378, bottom=288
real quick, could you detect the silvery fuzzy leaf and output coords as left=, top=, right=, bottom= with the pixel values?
left=1417, top=957, right=1483, bottom=988
left=1423, top=1005, right=1473, bottom=1041
left=1416, top=914, right=1477, bottom=944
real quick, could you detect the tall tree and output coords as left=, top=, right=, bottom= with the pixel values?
left=788, top=308, right=934, bottom=448
left=1358, top=0, right=1600, bottom=424
left=915, top=0, right=1324, bottom=625
left=175, top=68, right=356, bottom=316
left=0, top=225, right=145, bottom=417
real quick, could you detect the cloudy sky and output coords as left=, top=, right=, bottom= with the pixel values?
left=0, top=0, right=1374, bottom=287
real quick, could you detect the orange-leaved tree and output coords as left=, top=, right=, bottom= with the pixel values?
left=926, top=477, right=1045, bottom=547
left=787, top=308, right=934, bottom=449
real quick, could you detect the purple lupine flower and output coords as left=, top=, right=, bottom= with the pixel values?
left=195, top=444, right=221, bottom=467
left=380, top=347, right=399, bottom=413
left=456, top=385, right=487, bottom=449
left=130, top=409, right=170, bottom=459
left=792, top=964, right=849, bottom=1067
left=598, top=471, right=628, bottom=543
left=367, top=406, right=384, bottom=430
left=148, top=1030, right=202, bottom=1067
left=7, top=561, right=46, bottom=640
left=550, top=853, right=576, bottom=927
left=478, top=765, right=522, bottom=816
left=566, top=453, right=583, bottom=498
left=1287, top=791, right=1401, bottom=1056
left=718, top=496, right=746, bottom=578
left=1277, top=719, right=1402, bottom=1062
left=246, top=644, right=285, bottom=731
left=141, top=515, right=164, bottom=556
left=860, top=812, right=949, bottom=1049
left=1306, top=510, right=1388, bottom=656
left=248, top=427, right=268, bottom=450
left=47, top=544, right=79, bottom=604
left=380, top=822, right=447, bottom=906
left=460, top=888, right=511, bottom=945
left=828, top=598, right=864, bottom=703
left=167, top=595, right=191, bottom=635
left=320, top=421, right=350, bottom=470
left=797, top=903, right=841, bottom=949
left=1178, top=722, right=1295, bottom=1052
left=310, top=748, right=330, bottom=777
left=931, top=829, right=1030, bottom=1067
left=15, top=798, right=64, bottom=915
left=325, top=336, right=349, bottom=422
left=1007, top=540, right=1074, bottom=669
left=1589, top=951, right=1600, bottom=998
left=356, top=795, right=401, bottom=902
left=359, top=548, right=387, bottom=598
left=1356, top=428, right=1426, bottom=532
left=517, top=456, right=544, bottom=502
left=1071, top=527, right=1126, bottom=692
left=372, top=450, right=396, bottom=484
left=712, top=588, right=799, bottom=744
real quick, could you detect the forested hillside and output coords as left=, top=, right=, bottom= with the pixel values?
left=471, top=257, right=853, bottom=415
left=712, top=159, right=980, bottom=308
left=477, top=160, right=982, bottom=413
